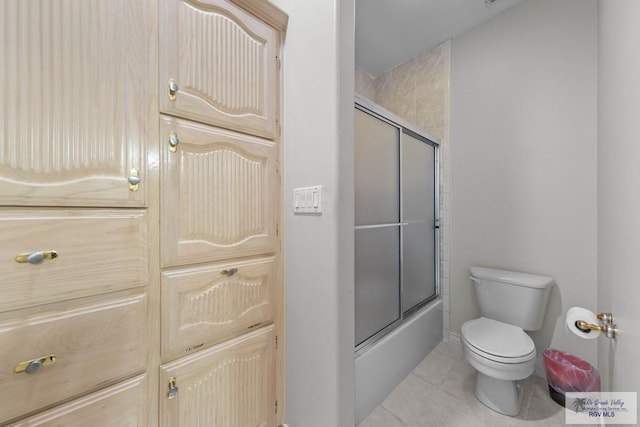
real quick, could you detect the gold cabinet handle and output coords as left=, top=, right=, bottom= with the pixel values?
left=15, top=354, right=57, bottom=374
left=128, top=169, right=140, bottom=192
left=167, top=377, right=179, bottom=399
left=220, top=268, right=238, bottom=277
left=169, top=131, right=180, bottom=152
left=15, top=250, right=58, bottom=264
left=168, top=79, right=179, bottom=100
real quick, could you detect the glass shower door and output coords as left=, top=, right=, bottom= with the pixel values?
left=354, top=102, right=439, bottom=349
left=354, top=108, right=401, bottom=345
left=401, top=131, right=437, bottom=313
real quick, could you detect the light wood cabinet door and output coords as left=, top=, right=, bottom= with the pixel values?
left=160, top=116, right=278, bottom=267
left=0, top=293, right=147, bottom=424
left=161, top=256, right=276, bottom=358
left=160, top=325, right=276, bottom=427
left=9, top=375, right=147, bottom=427
left=159, top=0, right=279, bottom=139
left=0, top=0, right=150, bottom=207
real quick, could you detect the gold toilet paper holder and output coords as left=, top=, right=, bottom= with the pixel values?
left=576, top=312, right=617, bottom=339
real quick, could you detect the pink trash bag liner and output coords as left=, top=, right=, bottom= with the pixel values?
left=543, top=348, right=600, bottom=407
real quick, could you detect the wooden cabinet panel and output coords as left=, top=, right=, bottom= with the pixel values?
left=161, top=256, right=276, bottom=357
left=160, top=117, right=278, bottom=267
left=159, top=0, right=279, bottom=139
left=0, top=0, right=150, bottom=207
left=9, top=375, right=147, bottom=427
left=0, top=209, right=148, bottom=312
left=0, top=293, right=147, bottom=424
left=159, top=325, right=275, bottom=427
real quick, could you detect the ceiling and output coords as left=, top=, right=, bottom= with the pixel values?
left=355, top=0, right=525, bottom=77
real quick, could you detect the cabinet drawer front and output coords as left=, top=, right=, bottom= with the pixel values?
left=9, top=375, right=147, bottom=427
left=159, top=0, right=279, bottom=139
left=160, top=326, right=275, bottom=427
left=0, top=293, right=147, bottom=424
left=162, top=256, right=276, bottom=357
left=160, top=117, right=278, bottom=267
left=0, top=209, right=148, bottom=312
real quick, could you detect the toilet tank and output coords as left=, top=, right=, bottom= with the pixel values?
left=470, top=266, right=554, bottom=331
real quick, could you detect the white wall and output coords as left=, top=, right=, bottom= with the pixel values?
left=268, top=0, right=355, bottom=425
left=597, top=0, right=640, bottom=394
left=450, top=0, right=599, bottom=372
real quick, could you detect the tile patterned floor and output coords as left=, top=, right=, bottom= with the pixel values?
left=358, top=341, right=579, bottom=427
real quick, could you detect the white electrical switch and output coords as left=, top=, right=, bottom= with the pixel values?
left=293, top=185, right=322, bottom=214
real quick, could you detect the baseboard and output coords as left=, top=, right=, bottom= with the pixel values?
left=448, top=331, right=461, bottom=345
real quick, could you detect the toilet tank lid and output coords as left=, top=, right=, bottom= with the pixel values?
left=469, top=266, right=554, bottom=289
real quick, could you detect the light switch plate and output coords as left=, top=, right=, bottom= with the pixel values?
left=293, top=185, right=322, bottom=214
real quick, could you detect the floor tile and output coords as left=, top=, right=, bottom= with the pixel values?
left=439, top=358, right=476, bottom=401
left=516, top=374, right=538, bottom=421
left=531, top=375, right=552, bottom=400
left=412, top=347, right=458, bottom=387
left=525, top=376, right=580, bottom=426
left=525, top=394, right=567, bottom=426
left=358, top=406, right=407, bottom=427
left=382, top=372, right=513, bottom=427
left=434, top=340, right=463, bottom=359
left=381, top=373, right=439, bottom=424
left=362, top=341, right=575, bottom=427
left=440, top=363, right=528, bottom=426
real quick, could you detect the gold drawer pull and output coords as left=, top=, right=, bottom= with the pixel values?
left=167, top=377, right=179, bottom=399
left=220, top=268, right=238, bottom=277
left=168, top=131, right=180, bottom=152
left=15, top=354, right=57, bottom=374
left=15, top=250, right=58, bottom=264
left=168, top=79, right=179, bottom=100
left=128, top=169, right=140, bottom=192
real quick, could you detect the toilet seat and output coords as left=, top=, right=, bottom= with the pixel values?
left=461, top=317, right=535, bottom=364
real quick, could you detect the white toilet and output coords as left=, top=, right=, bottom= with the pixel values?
left=461, top=266, right=554, bottom=416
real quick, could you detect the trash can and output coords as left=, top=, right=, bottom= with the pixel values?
left=543, top=348, right=600, bottom=407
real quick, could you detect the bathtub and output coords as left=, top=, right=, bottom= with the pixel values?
left=355, top=299, right=443, bottom=424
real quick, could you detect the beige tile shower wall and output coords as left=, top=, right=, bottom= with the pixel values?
left=374, top=59, right=417, bottom=125
left=373, top=41, right=449, bottom=142
left=355, top=40, right=452, bottom=341
left=355, top=66, right=376, bottom=100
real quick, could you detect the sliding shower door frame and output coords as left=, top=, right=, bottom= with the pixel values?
left=355, top=96, right=440, bottom=355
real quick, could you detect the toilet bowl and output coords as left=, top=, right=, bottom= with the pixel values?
left=462, top=266, right=554, bottom=417
left=461, top=317, right=536, bottom=415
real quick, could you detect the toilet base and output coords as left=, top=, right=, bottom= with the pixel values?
left=474, top=372, right=522, bottom=416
